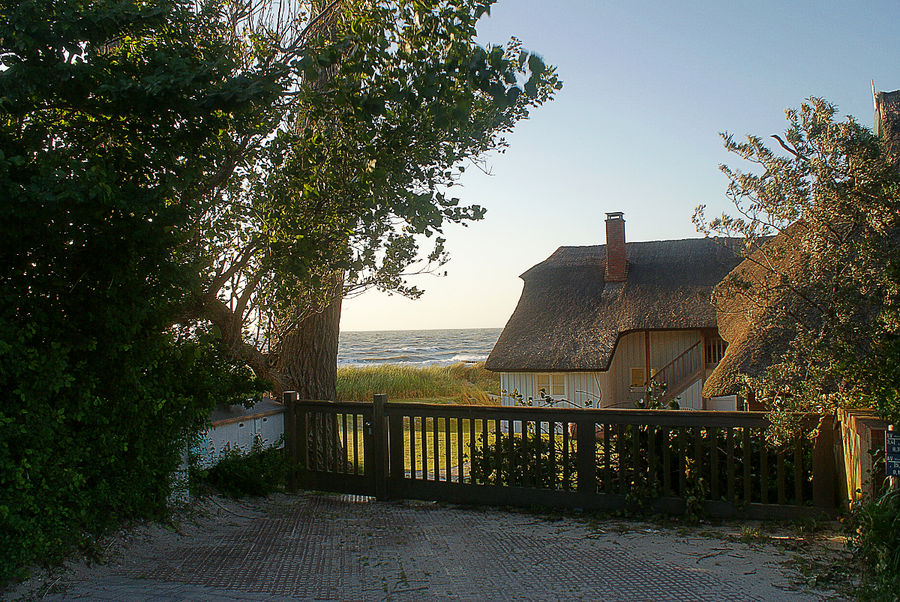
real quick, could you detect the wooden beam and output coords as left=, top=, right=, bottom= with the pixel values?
left=644, top=330, right=651, bottom=387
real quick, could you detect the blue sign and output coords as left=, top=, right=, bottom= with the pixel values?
left=886, top=430, right=900, bottom=478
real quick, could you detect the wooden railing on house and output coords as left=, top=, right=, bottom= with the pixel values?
left=705, top=335, right=728, bottom=367
left=649, top=340, right=703, bottom=404
left=284, top=394, right=838, bottom=519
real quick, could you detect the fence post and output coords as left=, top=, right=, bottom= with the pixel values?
left=284, top=391, right=300, bottom=493
left=576, top=417, right=597, bottom=499
left=812, top=413, right=836, bottom=509
left=373, top=394, right=388, bottom=500
left=387, top=398, right=404, bottom=497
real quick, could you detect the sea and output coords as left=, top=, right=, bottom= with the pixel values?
left=338, top=328, right=502, bottom=366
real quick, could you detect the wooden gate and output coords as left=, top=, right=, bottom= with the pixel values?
left=284, top=393, right=839, bottom=519
left=284, top=392, right=377, bottom=496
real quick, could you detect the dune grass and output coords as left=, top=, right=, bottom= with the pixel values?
left=336, top=362, right=499, bottom=404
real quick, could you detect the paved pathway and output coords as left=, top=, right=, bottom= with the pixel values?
left=33, top=493, right=840, bottom=601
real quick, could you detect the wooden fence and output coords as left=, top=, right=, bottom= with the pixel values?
left=836, top=408, right=888, bottom=505
left=284, top=393, right=838, bottom=519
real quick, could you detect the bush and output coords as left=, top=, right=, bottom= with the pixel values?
left=193, top=437, right=291, bottom=498
left=0, top=330, right=264, bottom=586
left=469, top=431, right=577, bottom=489
left=850, top=489, right=900, bottom=599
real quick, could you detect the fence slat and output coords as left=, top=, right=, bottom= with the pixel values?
left=495, top=419, right=503, bottom=486
left=433, top=417, right=440, bottom=482
left=777, top=449, right=786, bottom=506
left=284, top=391, right=299, bottom=492
left=760, top=437, right=769, bottom=505
left=794, top=435, right=803, bottom=504
left=648, top=424, right=657, bottom=490
left=743, top=427, right=751, bottom=503
left=445, top=417, right=452, bottom=482
left=726, top=427, right=735, bottom=502
left=332, top=413, right=340, bottom=472
left=548, top=421, right=557, bottom=488
left=710, top=427, right=720, bottom=500
left=678, top=428, right=687, bottom=495
left=662, top=427, right=671, bottom=495
left=506, top=419, right=514, bottom=486
left=576, top=418, right=596, bottom=495
left=310, top=412, right=319, bottom=472
left=694, top=427, right=704, bottom=486
left=341, top=413, right=349, bottom=474
left=421, top=415, right=429, bottom=481
left=631, top=425, right=641, bottom=488
left=457, top=417, right=464, bottom=484
left=616, top=424, right=626, bottom=494
left=373, top=395, right=387, bottom=500
left=481, top=418, right=489, bottom=484
left=389, top=410, right=403, bottom=486
left=468, top=418, right=476, bottom=483
left=603, top=424, right=611, bottom=493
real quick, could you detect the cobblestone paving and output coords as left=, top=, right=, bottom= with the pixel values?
left=43, top=493, right=836, bottom=601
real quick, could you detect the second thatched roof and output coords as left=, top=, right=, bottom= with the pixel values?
left=701, top=226, right=805, bottom=397
left=485, top=238, right=743, bottom=372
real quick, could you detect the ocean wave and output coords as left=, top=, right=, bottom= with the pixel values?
left=337, top=327, right=501, bottom=367
left=450, top=354, right=487, bottom=363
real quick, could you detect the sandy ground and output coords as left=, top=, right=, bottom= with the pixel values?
left=5, top=492, right=854, bottom=601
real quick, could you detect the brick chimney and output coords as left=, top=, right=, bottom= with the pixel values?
left=605, top=212, right=626, bottom=282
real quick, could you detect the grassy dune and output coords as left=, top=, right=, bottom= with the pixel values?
left=336, top=362, right=499, bottom=404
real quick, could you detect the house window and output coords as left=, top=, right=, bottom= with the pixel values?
left=534, top=373, right=565, bottom=398
left=630, top=368, right=645, bottom=388
left=630, top=368, right=657, bottom=388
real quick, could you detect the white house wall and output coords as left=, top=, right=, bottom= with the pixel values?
left=605, top=330, right=703, bottom=406
left=679, top=378, right=703, bottom=410
left=499, top=372, right=602, bottom=409
left=498, top=329, right=729, bottom=411
left=191, top=411, right=285, bottom=469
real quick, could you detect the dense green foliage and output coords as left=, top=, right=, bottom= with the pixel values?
left=193, top=438, right=291, bottom=498
left=0, top=0, right=267, bottom=584
left=696, top=99, right=900, bottom=424
left=469, top=431, right=576, bottom=489
left=336, top=362, right=499, bottom=403
left=849, top=489, right=900, bottom=599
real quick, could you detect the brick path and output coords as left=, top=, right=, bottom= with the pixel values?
left=41, top=493, right=837, bottom=601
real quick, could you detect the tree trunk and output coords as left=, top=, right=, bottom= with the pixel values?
left=274, top=275, right=345, bottom=471
left=274, top=280, right=342, bottom=400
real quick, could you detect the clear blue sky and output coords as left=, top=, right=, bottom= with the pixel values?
left=340, top=0, right=900, bottom=332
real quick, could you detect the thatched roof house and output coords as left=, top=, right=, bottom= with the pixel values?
left=485, top=234, right=742, bottom=373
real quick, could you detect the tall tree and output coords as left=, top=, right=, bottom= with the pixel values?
left=186, top=0, right=561, bottom=398
left=695, top=97, right=900, bottom=425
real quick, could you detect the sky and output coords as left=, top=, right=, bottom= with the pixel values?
left=340, top=0, right=900, bottom=332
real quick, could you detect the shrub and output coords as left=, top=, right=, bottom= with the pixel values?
left=193, top=437, right=291, bottom=498
left=0, top=330, right=265, bottom=586
left=849, top=488, right=900, bottom=599
left=469, top=431, right=577, bottom=489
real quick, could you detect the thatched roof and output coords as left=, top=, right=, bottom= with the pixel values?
left=485, top=238, right=743, bottom=372
left=701, top=227, right=804, bottom=397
